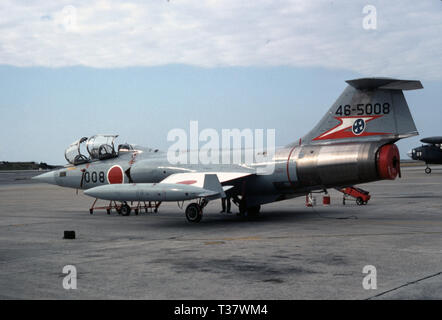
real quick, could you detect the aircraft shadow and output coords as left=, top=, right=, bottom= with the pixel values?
left=155, top=208, right=357, bottom=229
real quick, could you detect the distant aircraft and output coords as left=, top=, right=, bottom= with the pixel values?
left=34, top=77, right=423, bottom=223
left=408, top=137, right=442, bottom=174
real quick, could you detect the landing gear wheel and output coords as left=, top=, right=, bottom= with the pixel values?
left=120, top=204, right=131, bottom=216
left=89, top=209, right=93, bottom=215
left=238, top=200, right=247, bottom=216
left=106, top=209, right=111, bottom=215
left=134, top=209, right=139, bottom=215
left=247, top=205, right=261, bottom=217
left=185, top=203, right=202, bottom=223
left=356, top=197, right=364, bottom=206
left=425, top=167, right=432, bottom=174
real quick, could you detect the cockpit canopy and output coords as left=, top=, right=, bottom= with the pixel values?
left=87, top=134, right=118, bottom=160
left=65, top=134, right=120, bottom=165
left=64, top=137, right=89, bottom=165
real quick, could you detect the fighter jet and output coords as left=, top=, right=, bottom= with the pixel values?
left=34, top=77, right=423, bottom=223
left=408, top=137, right=442, bottom=174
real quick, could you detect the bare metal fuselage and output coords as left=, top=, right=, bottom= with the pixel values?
left=34, top=140, right=395, bottom=207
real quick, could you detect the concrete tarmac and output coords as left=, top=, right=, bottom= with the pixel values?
left=0, top=166, right=441, bottom=299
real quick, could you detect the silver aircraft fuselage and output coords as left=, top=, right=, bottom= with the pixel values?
left=34, top=141, right=392, bottom=208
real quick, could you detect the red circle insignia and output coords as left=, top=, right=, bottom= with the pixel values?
left=177, top=180, right=197, bottom=185
left=107, top=165, right=124, bottom=184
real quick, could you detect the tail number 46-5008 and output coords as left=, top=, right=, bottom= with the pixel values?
left=336, top=103, right=390, bottom=116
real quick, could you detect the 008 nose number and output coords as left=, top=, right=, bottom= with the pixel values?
left=84, top=171, right=105, bottom=183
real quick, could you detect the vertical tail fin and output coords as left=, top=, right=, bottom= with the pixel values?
left=300, top=78, right=422, bottom=145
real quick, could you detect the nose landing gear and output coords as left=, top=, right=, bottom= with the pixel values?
left=425, top=166, right=432, bottom=174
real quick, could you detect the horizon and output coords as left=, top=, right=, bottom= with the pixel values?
left=1, top=1, right=441, bottom=164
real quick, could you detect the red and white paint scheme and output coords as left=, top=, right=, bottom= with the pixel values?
left=107, top=165, right=124, bottom=184
left=161, top=172, right=251, bottom=188
left=177, top=180, right=197, bottom=185
left=313, top=116, right=389, bottom=141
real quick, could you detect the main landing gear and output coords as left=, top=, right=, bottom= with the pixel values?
left=238, top=204, right=261, bottom=217
left=185, top=203, right=202, bottom=223
left=185, top=199, right=208, bottom=223
left=236, top=197, right=261, bottom=218
left=246, top=205, right=261, bottom=217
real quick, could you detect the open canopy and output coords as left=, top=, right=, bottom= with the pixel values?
left=86, top=134, right=118, bottom=160
left=64, top=137, right=89, bottom=165
left=65, top=134, right=120, bottom=165
left=63, top=135, right=148, bottom=165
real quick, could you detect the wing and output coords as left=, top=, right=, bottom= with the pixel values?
left=160, top=171, right=254, bottom=188
left=420, top=136, right=442, bottom=145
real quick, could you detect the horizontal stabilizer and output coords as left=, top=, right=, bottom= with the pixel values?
left=346, top=78, right=423, bottom=91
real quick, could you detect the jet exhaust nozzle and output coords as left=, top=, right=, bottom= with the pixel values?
left=376, top=143, right=400, bottom=180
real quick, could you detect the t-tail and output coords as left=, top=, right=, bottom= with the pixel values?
left=301, top=77, right=422, bottom=145
left=287, top=78, right=423, bottom=189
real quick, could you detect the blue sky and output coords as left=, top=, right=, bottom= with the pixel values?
left=0, top=1, right=441, bottom=164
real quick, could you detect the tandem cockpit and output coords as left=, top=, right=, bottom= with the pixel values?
left=64, top=134, right=137, bottom=165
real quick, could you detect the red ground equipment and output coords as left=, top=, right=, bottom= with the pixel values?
left=340, top=187, right=370, bottom=205
left=89, top=199, right=161, bottom=216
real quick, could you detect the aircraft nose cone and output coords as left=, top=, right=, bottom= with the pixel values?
left=407, top=149, right=413, bottom=158
left=32, top=171, right=57, bottom=185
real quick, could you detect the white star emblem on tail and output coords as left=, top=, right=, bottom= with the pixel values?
left=352, top=118, right=366, bottom=135
left=313, top=115, right=387, bottom=141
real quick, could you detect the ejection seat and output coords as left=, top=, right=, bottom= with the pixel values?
left=86, top=135, right=119, bottom=161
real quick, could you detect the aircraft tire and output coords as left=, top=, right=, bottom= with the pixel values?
left=238, top=200, right=247, bottom=216
left=356, top=197, right=364, bottom=206
left=425, top=167, right=431, bottom=174
left=120, top=204, right=131, bottom=216
left=247, top=205, right=261, bottom=217
left=185, top=203, right=202, bottom=223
